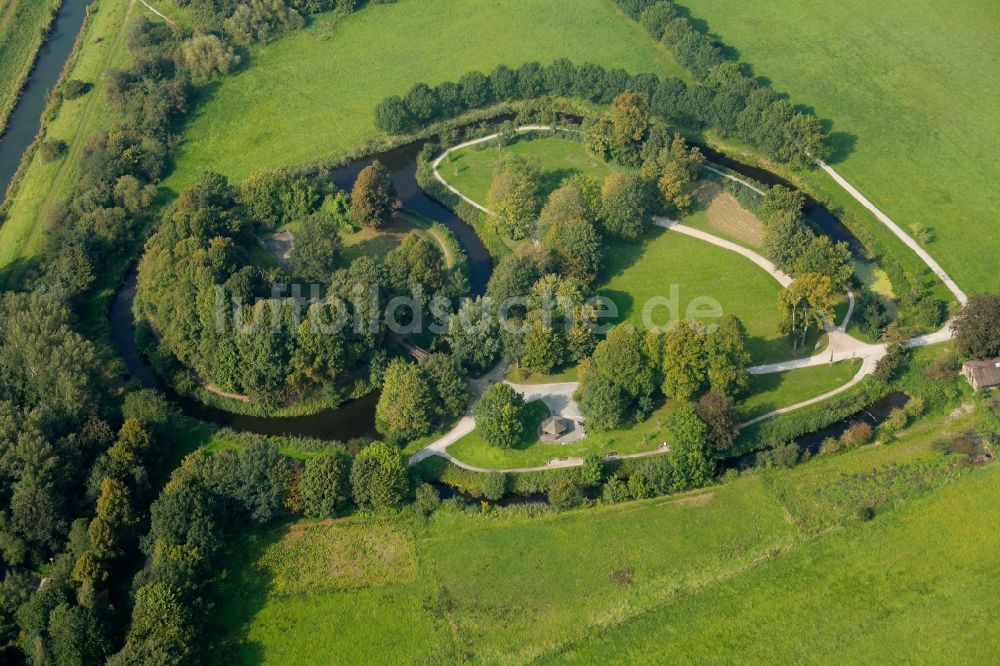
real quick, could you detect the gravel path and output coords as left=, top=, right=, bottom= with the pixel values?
left=817, top=159, right=968, bottom=305
left=409, top=142, right=963, bottom=474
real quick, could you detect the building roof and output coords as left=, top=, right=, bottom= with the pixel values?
left=964, top=359, right=1000, bottom=388
left=542, top=416, right=570, bottom=436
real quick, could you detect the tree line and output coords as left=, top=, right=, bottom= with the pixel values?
left=374, top=51, right=827, bottom=168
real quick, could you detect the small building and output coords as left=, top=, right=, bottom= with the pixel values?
left=541, top=416, right=570, bottom=438
left=962, top=359, right=1000, bottom=390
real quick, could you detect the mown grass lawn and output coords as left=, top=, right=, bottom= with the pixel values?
left=676, top=0, right=1000, bottom=294
left=162, top=0, right=685, bottom=192
left=736, top=358, right=862, bottom=421
left=207, top=407, right=997, bottom=664
left=441, top=133, right=616, bottom=204
left=447, top=400, right=675, bottom=469
left=598, top=227, right=813, bottom=365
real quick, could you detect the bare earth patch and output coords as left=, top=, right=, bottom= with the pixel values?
left=257, top=522, right=418, bottom=596
left=692, top=181, right=764, bottom=247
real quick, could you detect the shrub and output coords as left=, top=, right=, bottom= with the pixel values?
left=756, top=442, right=801, bottom=469
left=302, top=453, right=350, bottom=517
left=482, top=472, right=508, bottom=501
left=880, top=408, right=908, bottom=435
left=547, top=479, right=582, bottom=510
left=413, top=483, right=441, bottom=515
left=62, top=79, right=90, bottom=100
left=924, top=353, right=958, bottom=381
left=841, top=421, right=874, bottom=447
left=40, top=139, right=68, bottom=164
left=903, top=396, right=925, bottom=419
left=350, top=441, right=408, bottom=511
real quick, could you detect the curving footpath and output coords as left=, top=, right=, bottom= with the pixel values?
left=817, top=159, right=968, bottom=305
left=411, top=139, right=961, bottom=474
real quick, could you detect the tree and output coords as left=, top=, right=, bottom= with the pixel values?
left=447, top=297, right=502, bottom=374
left=951, top=294, right=1000, bottom=360
left=659, top=320, right=706, bottom=402
left=591, top=323, right=657, bottom=401
left=404, top=82, right=439, bottom=122
left=600, top=172, right=650, bottom=240
left=108, top=582, right=193, bottom=665
left=351, top=160, right=396, bottom=229
left=487, top=253, right=540, bottom=306
left=47, top=603, right=109, bottom=666
left=608, top=91, right=650, bottom=166
left=376, top=359, right=434, bottom=441
left=794, top=235, right=853, bottom=288
left=179, top=34, right=239, bottom=82
left=374, top=95, right=410, bottom=133
left=488, top=156, right=539, bottom=240
left=289, top=212, right=343, bottom=283
left=542, top=215, right=602, bottom=285
left=538, top=185, right=588, bottom=230
left=575, top=375, right=629, bottom=430
left=302, top=453, right=351, bottom=517
left=639, top=1, right=678, bottom=39
left=779, top=273, right=836, bottom=348
left=760, top=185, right=813, bottom=271
left=665, top=404, right=714, bottom=489
left=458, top=70, right=491, bottom=108
left=704, top=314, right=751, bottom=397
left=350, top=441, right=408, bottom=511
left=223, top=0, right=304, bottom=46
left=520, top=318, right=563, bottom=374
left=695, top=390, right=738, bottom=451
left=473, top=384, right=525, bottom=449
left=419, top=353, right=468, bottom=422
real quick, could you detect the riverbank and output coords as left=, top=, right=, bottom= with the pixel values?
left=0, top=0, right=62, bottom=141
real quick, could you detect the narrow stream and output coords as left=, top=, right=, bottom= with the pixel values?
left=0, top=0, right=94, bottom=201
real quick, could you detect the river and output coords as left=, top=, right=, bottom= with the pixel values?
left=0, top=0, right=94, bottom=202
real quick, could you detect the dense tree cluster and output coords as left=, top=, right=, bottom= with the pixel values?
left=135, top=171, right=459, bottom=406
left=473, top=384, right=526, bottom=449
left=575, top=315, right=750, bottom=437
left=375, top=354, right=467, bottom=442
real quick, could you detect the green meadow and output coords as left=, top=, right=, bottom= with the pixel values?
left=677, top=0, right=1000, bottom=294
left=598, top=229, right=808, bottom=365
left=163, top=0, right=685, bottom=191
left=206, top=406, right=999, bottom=664
left=441, top=133, right=616, bottom=204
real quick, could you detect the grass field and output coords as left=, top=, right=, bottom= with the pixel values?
left=0, top=0, right=60, bottom=133
left=736, top=358, right=862, bottom=421
left=447, top=400, right=675, bottom=469
left=162, top=0, right=685, bottom=192
left=675, top=0, right=1000, bottom=294
left=207, top=405, right=998, bottom=664
left=599, top=228, right=813, bottom=364
left=442, top=133, right=616, bottom=204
